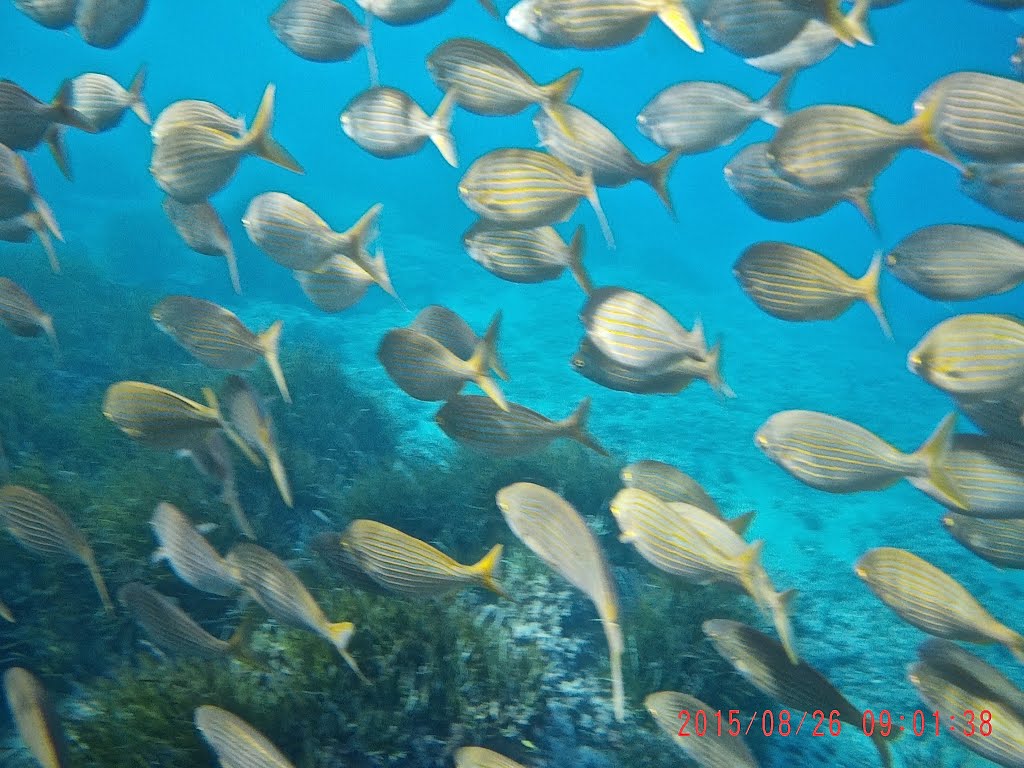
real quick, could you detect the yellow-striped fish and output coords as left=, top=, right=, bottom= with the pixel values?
left=454, top=746, right=525, bottom=768
left=645, top=691, right=758, bottom=768
left=496, top=482, right=625, bottom=721
left=917, top=638, right=1024, bottom=718
left=620, top=460, right=721, bottom=515
left=0, top=598, right=12, bottom=623
left=162, top=197, right=240, bottom=294
left=944, top=513, right=1024, bottom=569
left=310, top=531, right=390, bottom=594
left=338, top=519, right=507, bottom=597
left=341, top=87, right=457, bottom=166
left=0, top=212, right=61, bottom=274
left=0, top=80, right=93, bottom=179
left=151, top=100, right=244, bottom=146
left=358, top=0, right=496, bottom=24
left=908, top=434, right=1024, bottom=517
left=195, top=706, right=296, bottom=768
left=270, top=0, right=375, bottom=81
left=962, top=160, right=1024, bottom=221
left=221, top=376, right=292, bottom=508
left=378, top=313, right=507, bottom=409
left=908, top=314, right=1024, bottom=399
left=427, top=37, right=578, bottom=119
left=14, top=0, right=77, bottom=29
left=0, top=277, right=59, bottom=360
left=505, top=0, right=703, bottom=52
left=957, top=390, right=1024, bottom=445
left=908, top=660, right=1024, bottom=768
left=3, top=667, right=69, bottom=768
left=295, top=253, right=374, bottom=312
left=226, top=542, right=366, bottom=681
left=755, top=410, right=966, bottom=508
left=75, top=0, right=147, bottom=48
left=725, top=142, right=878, bottom=231
left=463, top=222, right=592, bottom=293
left=150, top=84, right=303, bottom=203
left=702, top=0, right=810, bottom=58
left=69, top=66, right=149, bottom=132
left=734, top=243, right=890, bottom=337
left=855, top=547, right=1024, bottom=661
left=409, top=304, right=509, bottom=380
left=150, top=502, right=241, bottom=597
left=0, top=484, right=112, bottom=612
left=185, top=432, right=254, bottom=538
left=703, top=619, right=894, bottom=768
left=886, top=224, right=1024, bottom=301
left=0, top=142, right=62, bottom=241
left=580, top=286, right=707, bottom=371
left=458, top=148, right=614, bottom=248
left=151, top=295, right=289, bottom=403
left=435, top=394, right=608, bottom=456
left=745, top=0, right=873, bottom=73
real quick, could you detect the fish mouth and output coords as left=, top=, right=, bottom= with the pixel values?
left=753, top=432, right=770, bottom=451
left=906, top=352, right=922, bottom=374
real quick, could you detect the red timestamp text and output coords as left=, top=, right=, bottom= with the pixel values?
left=675, top=709, right=994, bottom=739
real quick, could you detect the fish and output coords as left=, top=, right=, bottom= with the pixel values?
left=185, top=432, right=255, bottom=538
left=766, top=102, right=947, bottom=193
left=377, top=313, right=507, bottom=409
left=151, top=84, right=303, bottom=203
left=358, top=0, right=496, bottom=25
left=908, top=314, right=1024, bottom=399
left=620, top=459, right=721, bottom=515
left=151, top=100, right=245, bottom=146
left=3, top=668, right=69, bottom=768
left=956, top=391, right=1024, bottom=445
left=118, top=582, right=246, bottom=660
left=459, top=148, right=614, bottom=247
left=0, top=212, right=61, bottom=274
left=408, top=304, right=509, bottom=380
left=505, top=0, right=703, bottom=52
left=0, top=143, right=62, bottom=239
left=454, top=746, right=525, bottom=768
left=340, top=87, right=457, bottom=167
left=0, top=278, right=58, bottom=360
left=724, top=142, right=877, bottom=231
left=435, top=395, right=608, bottom=456
left=0, top=80, right=92, bottom=179
left=610, top=488, right=797, bottom=662
left=14, top=0, right=77, bottom=29
left=338, top=519, right=507, bottom=597
left=636, top=74, right=792, bottom=155
left=962, top=161, right=1024, bottom=221
left=270, top=0, right=376, bottom=82
left=703, top=619, right=894, bottom=768
left=162, top=197, right=241, bottom=294
left=917, top=638, right=1024, bottom=719
left=580, top=286, right=707, bottom=371
left=295, top=254, right=374, bottom=312
left=944, top=512, right=1024, bottom=570
left=151, top=295, right=290, bottom=403
left=0, top=599, right=12, bottom=622
left=701, top=0, right=811, bottom=57
left=426, top=38, right=578, bottom=120
left=496, top=482, right=625, bottom=721
left=755, top=410, right=966, bottom=507
left=855, top=547, right=1024, bottom=661
left=886, top=224, right=1024, bottom=300
left=916, top=72, right=1024, bottom=163
left=534, top=103, right=680, bottom=217
left=908, top=434, right=1024, bottom=517
left=644, top=690, right=758, bottom=768
left=0, top=484, right=112, bottom=612
left=733, top=243, right=890, bottom=337
left=195, top=706, right=296, bottom=768
left=75, top=0, right=148, bottom=48
left=150, top=502, right=241, bottom=597
left=463, top=222, right=592, bottom=293
left=69, top=66, right=150, bottom=132
left=908, top=661, right=1024, bottom=768
left=221, top=375, right=292, bottom=508
left=225, top=542, right=366, bottom=680
left=745, top=0, right=872, bottom=73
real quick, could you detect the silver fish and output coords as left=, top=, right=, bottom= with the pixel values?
left=150, top=502, right=241, bottom=596
left=14, top=0, right=77, bottom=29
left=745, top=0, right=872, bottom=73
left=701, top=0, right=810, bottom=57
left=295, top=254, right=374, bottom=312
left=0, top=277, right=59, bottom=359
left=162, top=198, right=240, bottom=294
left=221, top=375, right=292, bottom=508
left=358, top=0, right=495, bottom=24
left=341, top=87, right=457, bottom=166
left=962, top=162, right=1024, bottom=221
left=0, top=80, right=92, bottom=179
left=151, top=100, right=245, bottom=146
left=270, top=0, right=376, bottom=82
left=75, top=0, right=148, bottom=48
left=195, top=706, right=296, bottom=768
left=69, top=67, right=150, bottom=132
left=0, top=144, right=62, bottom=243
left=3, top=668, right=69, bottom=768
left=0, top=212, right=60, bottom=274
left=463, top=222, right=592, bottom=292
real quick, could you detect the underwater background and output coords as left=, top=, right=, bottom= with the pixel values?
left=2, top=1, right=1024, bottom=766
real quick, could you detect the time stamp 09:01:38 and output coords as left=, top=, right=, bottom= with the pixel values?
left=675, top=709, right=995, bottom=739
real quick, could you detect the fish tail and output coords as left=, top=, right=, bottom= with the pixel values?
left=225, top=491, right=256, bottom=539
left=365, top=245, right=404, bottom=308
left=28, top=180, right=63, bottom=242
left=39, top=313, right=61, bottom=365
left=703, top=337, right=735, bottom=398
left=475, top=0, right=499, bottom=18
left=0, top=601, right=13, bottom=623
left=468, top=311, right=508, bottom=411
left=915, top=412, right=968, bottom=510
left=128, top=64, right=151, bottom=125
left=858, top=250, right=892, bottom=339
left=204, top=387, right=262, bottom=466
left=872, top=730, right=894, bottom=768
left=843, top=184, right=879, bottom=236
left=258, top=320, right=291, bottom=405
left=224, top=241, right=242, bottom=294
left=428, top=88, right=459, bottom=168
left=849, top=0, right=874, bottom=44
left=344, top=202, right=383, bottom=254
left=246, top=84, right=305, bottom=174
left=227, top=615, right=271, bottom=670
left=327, top=622, right=371, bottom=683
left=469, top=543, right=508, bottom=598
left=363, top=15, right=379, bottom=87
left=825, top=0, right=869, bottom=47
left=643, top=148, right=681, bottom=220
left=727, top=509, right=757, bottom=536
left=905, top=94, right=961, bottom=170
left=759, top=70, right=795, bottom=128
left=773, top=588, right=800, bottom=665
left=580, top=170, right=615, bottom=249
left=541, top=67, right=582, bottom=107
left=269, top=451, right=293, bottom=508
left=25, top=213, right=61, bottom=274
left=562, top=397, right=610, bottom=456
left=566, top=225, right=593, bottom=295
left=690, top=315, right=707, bottom=358
left=51, top=79, right=94, bottom=132
left=1004, top=628, right=1024, bottom=664
left=43, top=125, right=73, bottom=181
left=656, top=0, right=704, bottom=52
left=85, top=554, right=114, bottom=613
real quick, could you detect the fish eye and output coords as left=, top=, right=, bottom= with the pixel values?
left=570, top=355, right=584, bottom=369
left=885, top=252, right=897, bottom=266
left=754, top=434, right=768, bottom=449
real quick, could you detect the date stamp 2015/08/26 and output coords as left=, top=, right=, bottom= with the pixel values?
left=676, top=709, right=994, bottom=739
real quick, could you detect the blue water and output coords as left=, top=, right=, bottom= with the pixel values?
left=2, top=1, right=1024, bottom=767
